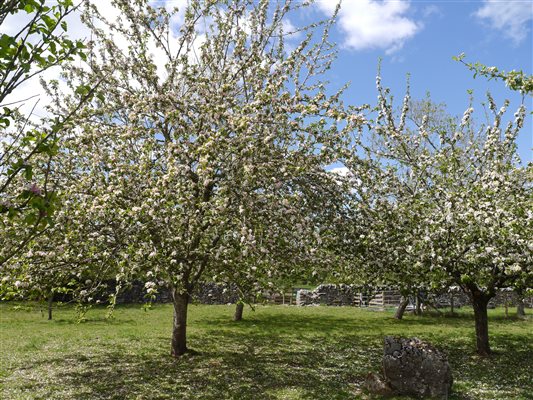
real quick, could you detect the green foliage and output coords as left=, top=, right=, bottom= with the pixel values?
left=453, top=53, right=533, bottom=95
left=0, top=0, right=86, bottom=267
left=0, top=0, right=85, bottom=110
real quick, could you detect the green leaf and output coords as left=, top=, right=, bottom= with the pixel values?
left=75, top=84, right=91, bottom=97
left=0, top=34, right=14, bottom=50
left=41, top=15, right=56, bottom=30
left=24, top=166, right=33, bottom=180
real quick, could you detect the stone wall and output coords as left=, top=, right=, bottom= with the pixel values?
left=428, top=289, right=470, bottom=308
left=296, top=284, right=355, bottom=306
left=430, top=289, right=532, bottom=309
left=295, top=285, right=533, bottom=309
left=295, top=285, right=405, bottom=307
left=192, top=282, right=239, bottom=304
left=74, top=280, right=239, bottom=305
left=56, top=280, right=533, bottom=309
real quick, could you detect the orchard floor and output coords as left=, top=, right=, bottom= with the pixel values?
left=0, top=303, right=531, bottom=400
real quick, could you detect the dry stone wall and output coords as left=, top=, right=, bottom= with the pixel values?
left=81, top=281, right=239, bottom=304
left=56, top=280, right=532, bottom=309
left=296, top=284, right=356, bottom=306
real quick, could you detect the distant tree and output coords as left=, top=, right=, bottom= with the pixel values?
left=341, top=76, right=531, bottom=355
left=217, top=169, right=344, bottom=321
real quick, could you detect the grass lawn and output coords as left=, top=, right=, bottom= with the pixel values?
left=0, top=302, right=531, bottom=400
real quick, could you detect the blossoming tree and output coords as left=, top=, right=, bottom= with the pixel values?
left=48, top=0, right=355, bottom=356
left=340, top=76, right=531, bottom=355
left=0, top=0, right=89, bottom=267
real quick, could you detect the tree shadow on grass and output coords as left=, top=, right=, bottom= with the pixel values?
left=26, top=339, right=365, bottom=399
left=199, top=310, right=480, bottom=336
left=6, top=310, right=532, bottom=400
left=51, top=317, right=139, bottom=326
left=29, top=331, right=528, bottom=400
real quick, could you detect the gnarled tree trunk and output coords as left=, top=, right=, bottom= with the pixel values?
left=471, top=290, right=491, bottom=356
left=395, top=296, right=409, bottom=320
left=171, top=289, right=189, bottom=357
left=233, top=302, right=244, bottom=321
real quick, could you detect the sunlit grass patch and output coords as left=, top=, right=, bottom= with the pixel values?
left=0, top=303, right=531, bottom=399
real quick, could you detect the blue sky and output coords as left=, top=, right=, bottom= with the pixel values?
left=307, top=0, right=532, bottom=162
left=4, top=0, right=532, bottom=161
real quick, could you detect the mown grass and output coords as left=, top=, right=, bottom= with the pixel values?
left=0, top=302, right=531, bottom=399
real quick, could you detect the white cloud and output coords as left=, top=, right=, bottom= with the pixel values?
left=316, top=0, right=421, bottom=54
left=160, top=0, right=189, bottom=29
left=474, top=0, right=533, bottom=44
left=282, top=18, right=303, bottom=39
left=329, top=166, right=351, bottom=177
left=328, top=166, right=361, bottom=191
left=422, top=5, right=442, bottom=19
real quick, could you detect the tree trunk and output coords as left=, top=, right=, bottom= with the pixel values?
left=234, top=302, right=244, bottom=321
left=395, top=296, right=409, bottom=320
left=504, top=293, right=509, bottom=318
left=471, top=292, right=491, bottom=356
left=450, top=292, right=454, bottom=314
left=47, top=293, right=54, bottom=320
left=517, top=298, right=526, bottom=318
left=171, top=290, right=189, bottom=357
left=415, top=293, right=422, bottom=316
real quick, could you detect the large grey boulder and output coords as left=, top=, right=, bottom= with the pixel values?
left=382, top=336, right=453, bottom=399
